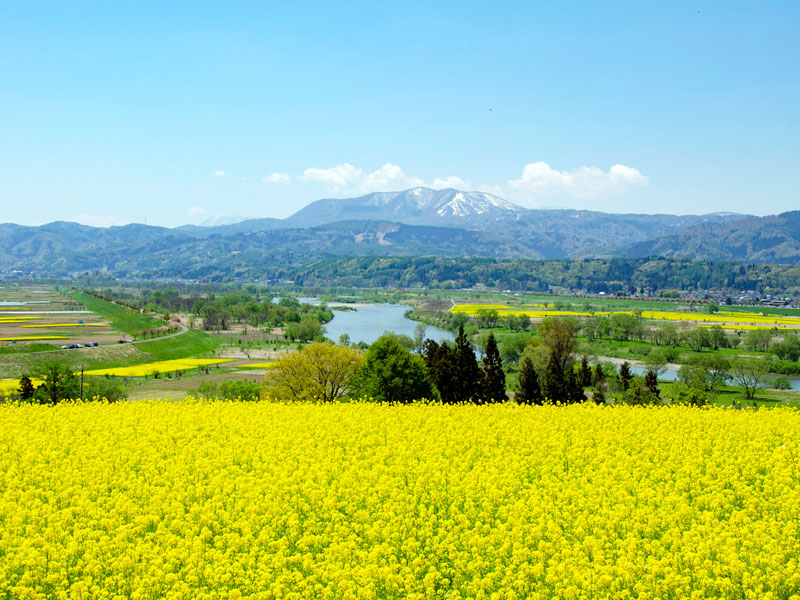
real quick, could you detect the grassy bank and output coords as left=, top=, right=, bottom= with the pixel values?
left=0, top=291, right=220, bottom=378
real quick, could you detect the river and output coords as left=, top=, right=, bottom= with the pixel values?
left=289, top=298, right=455, bottom=346
left=628, top=365, right=800, bottom=391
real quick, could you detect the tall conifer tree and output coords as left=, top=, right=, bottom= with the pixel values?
left=423, top=339, right=459, bottom=404
left=454, top=323, right=481, bottom=403
left=480, top=332, right=507, bottom=402
left=516, top=356, right=543, bottom=404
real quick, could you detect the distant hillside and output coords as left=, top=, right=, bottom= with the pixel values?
left=0, top=220, right=543, bottom=278
left=166, top=187, right=746, bottom=258
left=619, top=211, right=800, bottom=263
left=7, top=188, right=800, bottom=279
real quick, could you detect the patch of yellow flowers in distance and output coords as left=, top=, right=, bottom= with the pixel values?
left=451, top=304, right=800, bottom=327
left=19, top=322, right=109, bottom=328
left=1, top=402, right=799, bottom=599
left=84, top=358, right=234, bottom=377
left=239, top=362, right=277, bottom=368
left=0, top=335, right=68, bottom=341
left=0, top=378, right=43, bottom=395
left=0, top=316, right=43, bottom=321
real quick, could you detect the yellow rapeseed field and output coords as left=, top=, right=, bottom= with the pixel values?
left=84, top=358, right=234, bottom=377
left=0, top=378, right=44, bottom=395
left=0, top=335, right=68, bottom=341
left=451, top=304, right=800, bottom=327
left=19, top=323, right=109, bottom=328
left=1, top=402, right=799, bottom=600
left=0, top=316, right=42, bottom=320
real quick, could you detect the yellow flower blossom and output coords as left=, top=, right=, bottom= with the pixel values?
left=0, top=402, right=798, bottom=599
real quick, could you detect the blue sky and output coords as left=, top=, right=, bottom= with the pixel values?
left=1, top=1, right=797, bottom=227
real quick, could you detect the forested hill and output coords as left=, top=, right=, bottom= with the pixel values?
left=278, top=257, right=800, bottom=295
left=63, top=256, right=800, bottom=296
left=618, top=211, right=800, bottom=264
left=2, top=195, right=799, bottom=276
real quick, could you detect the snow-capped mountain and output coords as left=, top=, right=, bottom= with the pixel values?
left=283, top=187, right=526, bottom=228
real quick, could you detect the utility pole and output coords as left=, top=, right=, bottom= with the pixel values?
left=80, top=366, right=84, bottom=401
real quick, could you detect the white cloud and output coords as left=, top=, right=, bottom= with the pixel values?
left=507, top=161, right=649, bottom=200
left=301, top=163, right=424, bottom=194
left=431, top=175, right=472, bottom=190
left=300, top=163, right=365, bottom=189
left=211, top=170, right=226, bottom=177
left=187, top=206, right=205, bottom=217
left=262, top=172, right=291, bottom=184
left=69, top=214, right=118, bottom=228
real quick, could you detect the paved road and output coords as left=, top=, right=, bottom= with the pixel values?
left=129, top=323, right=189, bottom=344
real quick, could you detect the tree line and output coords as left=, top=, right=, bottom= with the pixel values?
left=262, top=319, right=604, bottom=405
left=90, top=287, right=335, bottom=341
left=281, top=256, right=800, bottom=295
left=9, top=363, right=127, bottom=404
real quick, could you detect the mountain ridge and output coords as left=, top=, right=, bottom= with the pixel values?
left=3, top=188, right=798, bottom=276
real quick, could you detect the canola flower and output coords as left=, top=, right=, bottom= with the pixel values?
left=84, top=358, right=234, bottom=377
left=451, top=304, right=800, bottom=327
left=0, top=335, right=68, bottom=341
left=698, top=324, right=782, bottom=331
left=0, top=378, right=43, bottom=395
left=19, top=322, right=109, bottom=328
left=239, top=362, right=277, bottom=368
left=1, top=402, right=799, bottom=600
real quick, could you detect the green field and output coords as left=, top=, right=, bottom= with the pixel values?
left=0, top=287, right=220, bottom=379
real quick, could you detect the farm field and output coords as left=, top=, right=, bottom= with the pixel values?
left=1, top=402, right=799, bottom=599
left=0, top=286, right=117, bottom=346
left=0, top=285, right=221, bottom=379
left=450, top=303, right=800, bottom=329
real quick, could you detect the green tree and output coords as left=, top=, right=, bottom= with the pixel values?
left=618, top=362, right=634, bottom=392
left=480, top=333, right=507, bottom=402
left=476, top=308, right=500, bottom=329
left=216, top=380, right=261, bottom=401
left=412, top=322, right=428, bottom=353
left=579, top=355, right=592, bottom=388
left=422, top=339, right=459, bottom=404
left=262, top=342, right=364, bottom=402
left=516, top=355, right=542, bottom=405
left=18, top=375, right=35, bottom=400
left=500, top=333, right=528, bottom=364
left=683, top=327, right=711, bottom=352
left=84, top=376, right=128, bottom=402
left=707, top=326, right=729, bottom=350
left=730, top=358, right=767, bottom=400
left=772, top=333, right=800, bottom=362
left=503, top=314, right=518, bottom=331
left=696, top=354, right=731, bottom=391
left=352, top=334, right=439, bottom=403
left=644, top=350, right=668, bottom=378
left=453, top=323, right=481, bottom=403
left=285, top=316, right=323, bottom=342
left=539, top=317, right=584, bottom=403
left=744, top=329, right=773, bottom=352
left=678, top=364, right=710, bottom=391
left=593, top=363, right=606, bottom=388
left=33, top=362, right=79, bottom=404
left=644, top=370, right=660, bottom=397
